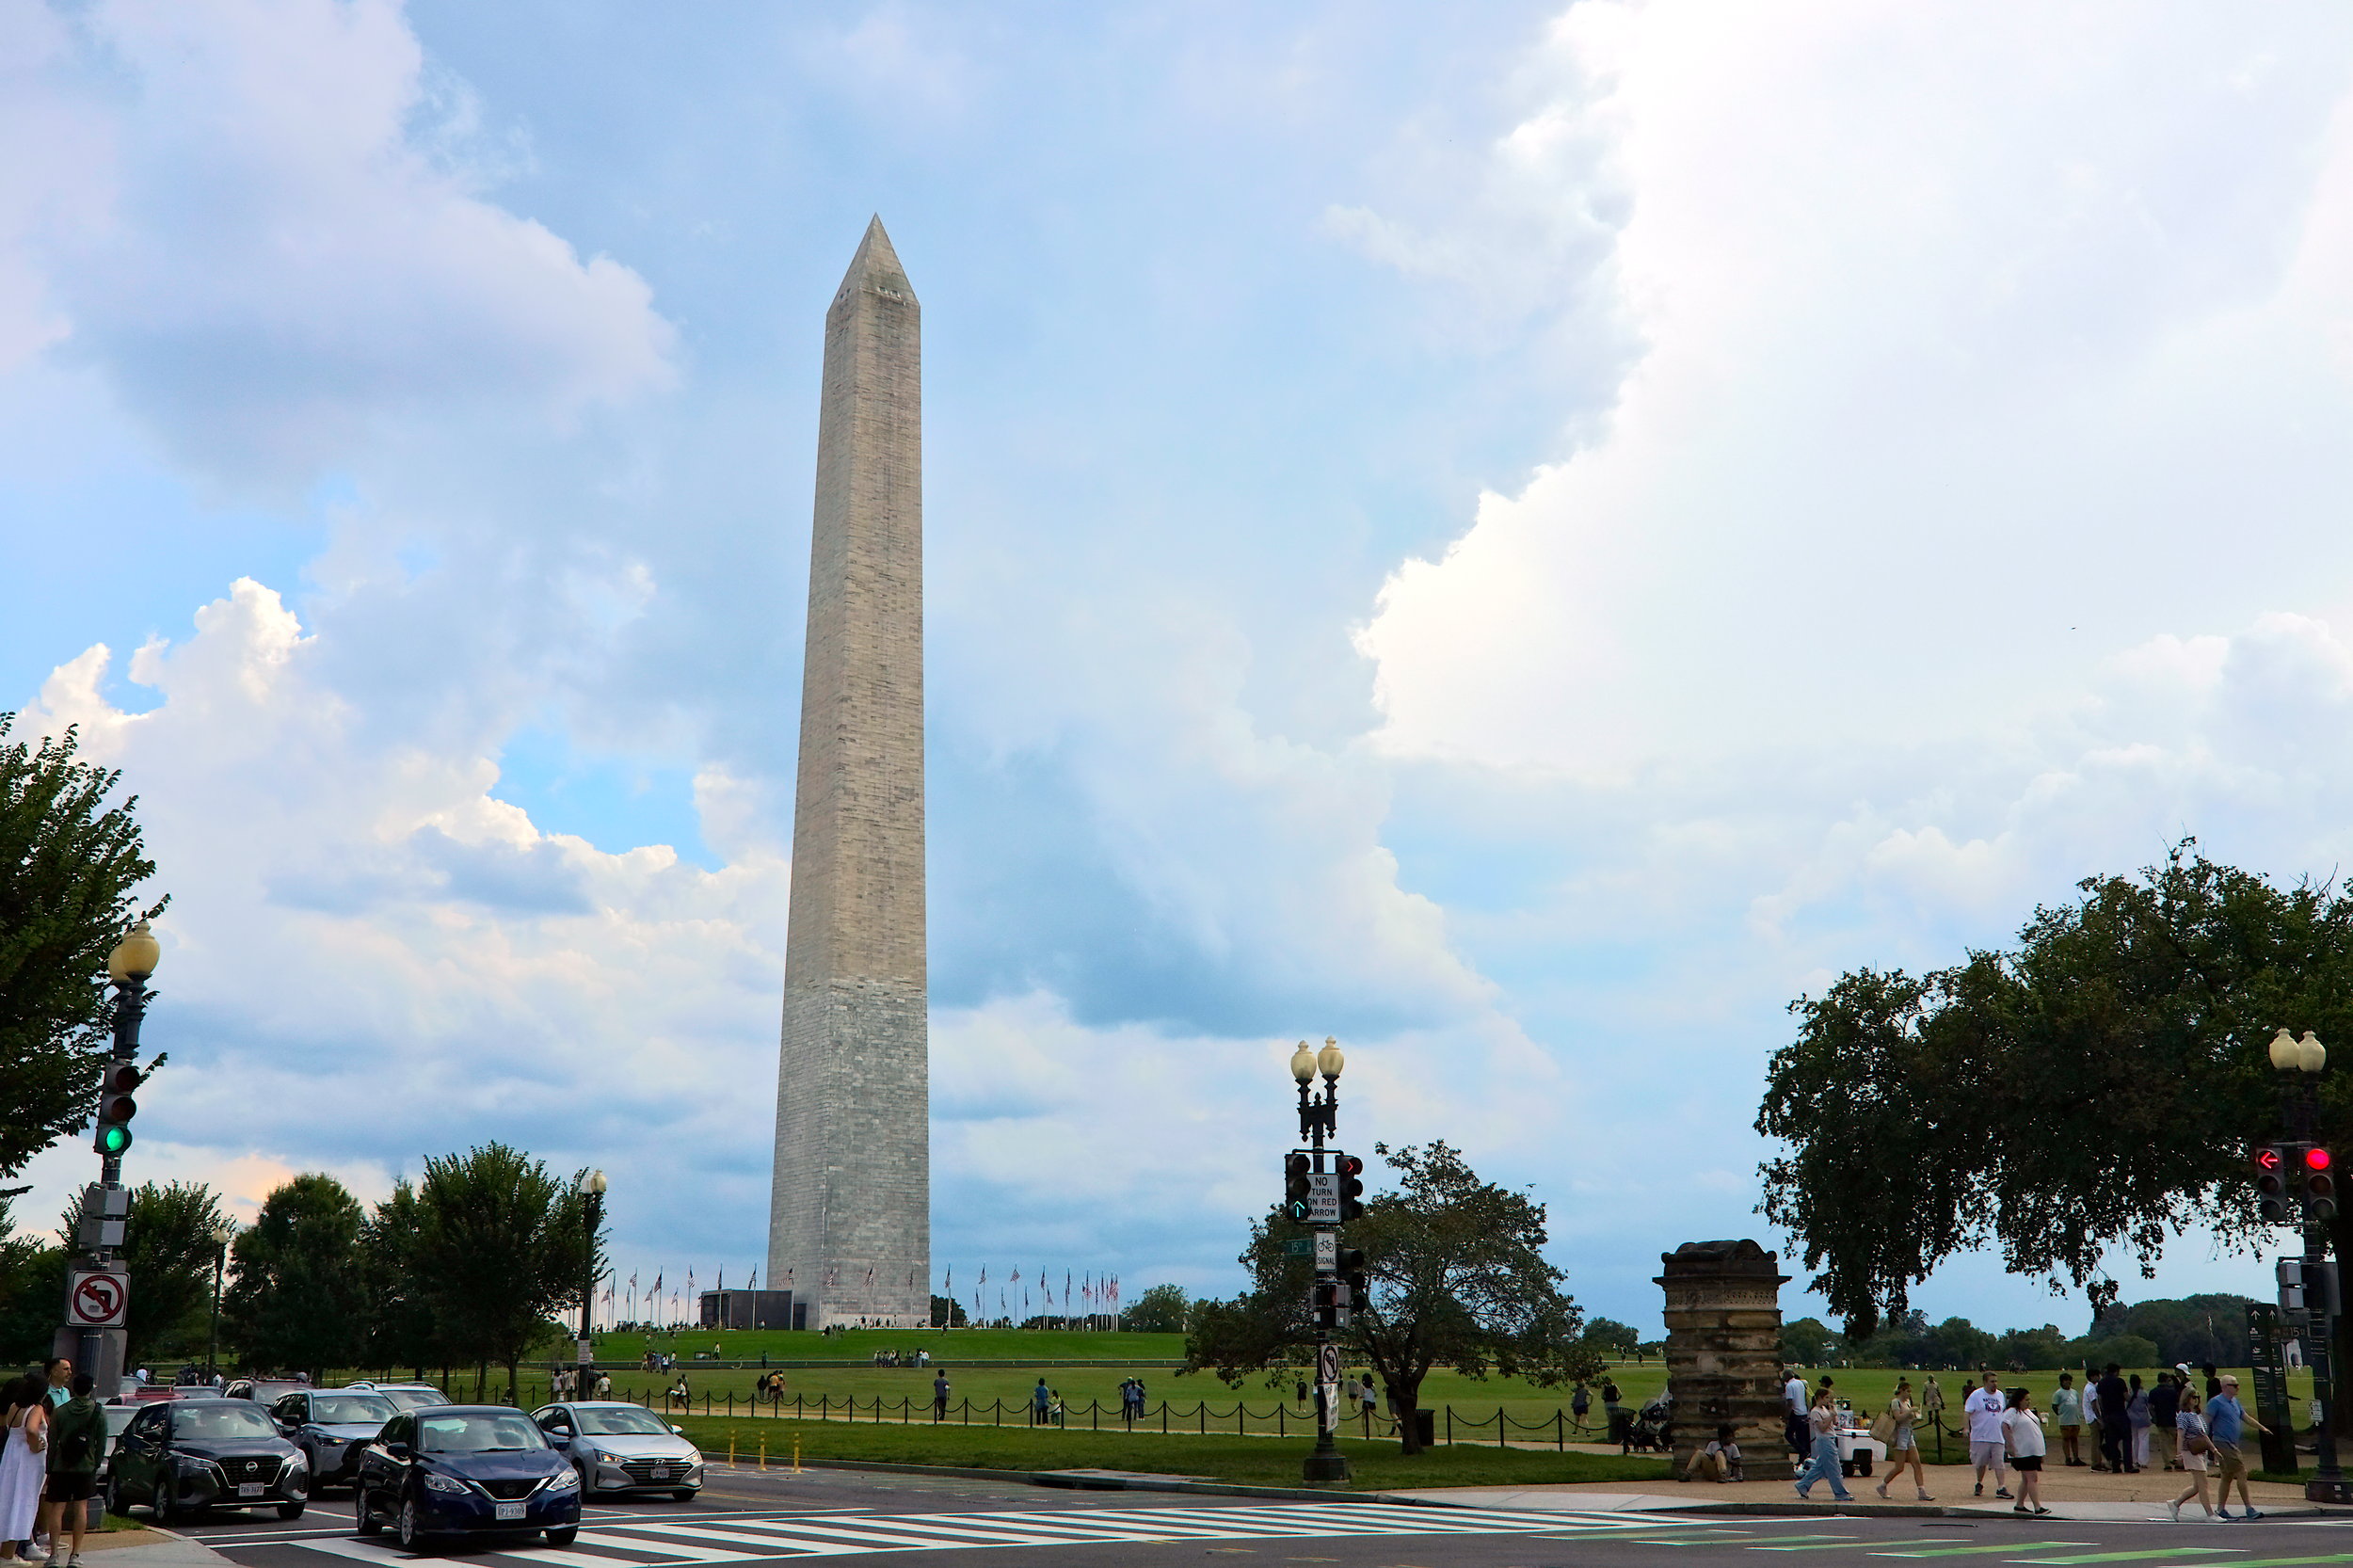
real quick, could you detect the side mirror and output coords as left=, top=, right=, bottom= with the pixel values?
left=386, top=1442, right=411, bottom=1462
left=669, top=1426, right=682, bottom=1435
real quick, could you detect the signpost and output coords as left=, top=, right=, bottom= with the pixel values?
left=2249, top=1302, right=2297, bottom=1475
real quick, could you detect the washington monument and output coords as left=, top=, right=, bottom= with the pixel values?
left=769, top=216, right=928, bottom=1329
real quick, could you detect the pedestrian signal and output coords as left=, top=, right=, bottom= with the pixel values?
left=2258, top=1145, right=2292, bottom=1222
left=1285, top=1153, right=1313, bottom=1224
left=1336, top=1152, right=1366, bottom=1223
left=92, top=1061, right=141, bottom=1156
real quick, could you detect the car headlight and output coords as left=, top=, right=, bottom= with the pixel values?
left=420, top=1473, right=468, bottom=1494
left=173, top=1456, right=216, bottom=1477
left=284, top=1450, right=309, bottom=1472
left=547, top=1470, right=580, bottom=1492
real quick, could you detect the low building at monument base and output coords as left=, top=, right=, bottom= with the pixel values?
left=1656, top=1239, right=1793, bottom=1481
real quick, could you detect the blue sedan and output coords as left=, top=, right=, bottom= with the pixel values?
left=352, top=1405, right=580, bottom=1551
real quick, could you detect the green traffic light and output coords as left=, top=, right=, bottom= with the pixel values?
left=97, top=1125, right=130, bottom=1155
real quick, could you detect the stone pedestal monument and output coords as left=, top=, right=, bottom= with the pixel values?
left=1656, top=1239, right=1793, bottom=1481
left=767, top=217, right=930, bottom=1330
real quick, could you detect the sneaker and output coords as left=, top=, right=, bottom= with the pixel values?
left=1996, top=1488, right=2013, bottom=1499
left=1917, top=1492, right=1935, bottom=1502
left=2217, top=1512, right=2235, bottom=1521
left=2245, top=1509, right=2264, bottom=1521
left=2167, top=1502, right=2181, bottom=1522
left=1974, top=1483, right=1984, bottom=1496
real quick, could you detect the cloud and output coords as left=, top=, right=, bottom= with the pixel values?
left=4, top=0, right=675, bottom=482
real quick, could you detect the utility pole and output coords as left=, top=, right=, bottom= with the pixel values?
left=1289, top=1038, right=1353, bottom=1487
left=56, top=920, right=158, bottom=1397
left=2265, top=1027, right=2349, bottom=1504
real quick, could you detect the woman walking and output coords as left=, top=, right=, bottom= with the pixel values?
left=1794, top=1387, right=1853, bottom=1503
left=1875, top=1378, right=1933, bottom=1501
left=0, top=1377, right=49, bottom=1561
left=2128, top=1375, right=2153, bottom=1472
left=2169, top=1392, right=2217, bottom=1522
left=2003, top=1386, right=2051, bottom=1517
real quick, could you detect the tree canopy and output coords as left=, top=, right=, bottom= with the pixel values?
left=225, top=1174, right=368, bottom=1382
left=1125, top=1283, right=1189, bottom=1335
left=1184, top=1140, right=1599, bottom=1453
left=0, top=713, right=161, bottom=1179
left=1757, top=845, right=2349, bottom=1343
left=413, top=1144, right=593, bottom=1406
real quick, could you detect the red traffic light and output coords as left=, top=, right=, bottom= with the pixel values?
left=2310, top=1147, right=2333, bottom=1171
left=2258, top=1147, right=2284, bottom=1172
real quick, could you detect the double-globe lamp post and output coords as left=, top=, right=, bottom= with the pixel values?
left=579, top=1170, right=606, bottom=1400
left=1290, top=1036, right=1352, bottom=1486
left=2269, top=1027, right=2348, bottom=1503
left=205, top=1220, right=234, bottom=1380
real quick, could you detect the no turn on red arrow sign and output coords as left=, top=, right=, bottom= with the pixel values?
left=67, top=1270, right=127, bottom=1328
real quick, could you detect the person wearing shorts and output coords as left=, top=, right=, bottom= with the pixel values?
left=2003, top=1385, right=2050, bottom=1516
left=1966, top=1370, right=2011, bottom=1499
left=2169, top=1399, right=2216, bottom=1521
left=40, top=1373, right=101, bottom=1568
left=2205, top=1375, right=2266, bottom=1520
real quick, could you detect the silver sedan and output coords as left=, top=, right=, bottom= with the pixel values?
left=529, top=1402, right=703, bottom=1501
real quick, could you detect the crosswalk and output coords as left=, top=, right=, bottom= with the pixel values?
left=203, top=1501, right=1665, bottom=1563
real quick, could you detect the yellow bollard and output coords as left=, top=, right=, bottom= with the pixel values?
left=759, top=1434, right=767, bottom=1471
left=728, top=1433, right=736, bottom=1466
left=793, top=1434, right=802, bottom=1474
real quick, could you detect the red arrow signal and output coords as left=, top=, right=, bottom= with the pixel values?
left=2257, top=1147, right=2283, bottom=1172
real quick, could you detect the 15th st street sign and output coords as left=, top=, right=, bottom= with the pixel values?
left=66, top=1270, right=128, bottom=1329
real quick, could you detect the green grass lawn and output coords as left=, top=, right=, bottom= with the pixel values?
left=676, top=1414, right=1674, bottom=1491
left=591, top=1328, right=1185, bottom=1364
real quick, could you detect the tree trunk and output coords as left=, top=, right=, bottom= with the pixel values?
left=1393, top=1378, right=1425, bottom=1455
left=505, top=1358, right=520, bottom=1411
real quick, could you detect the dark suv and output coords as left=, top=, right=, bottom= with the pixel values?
left=105, top=1399, right=307, bottom=1521
left=269, top=1389, right=398, bottom=1491
left=353, top=1405, right=579, bottom=1552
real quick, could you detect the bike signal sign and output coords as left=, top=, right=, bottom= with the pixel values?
left=66, top=1270, right=128, bottom=1328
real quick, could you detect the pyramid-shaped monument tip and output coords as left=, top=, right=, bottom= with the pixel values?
left=840, top=215, right=912, bottom=298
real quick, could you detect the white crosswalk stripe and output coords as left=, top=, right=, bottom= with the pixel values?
left=205, top=1501, right=1657, bottom=1563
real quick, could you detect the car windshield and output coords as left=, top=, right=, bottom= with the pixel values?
left=379, top=1389, right=450, bottom=1412
left=104, top=1409, right=136, bottom=1435
left=173, top=1406, right=279, bottom=1441
left=309, top=1396, right=395, bottom=1424
left=417, top=1414, right=546, bottom=1453
left=574, top=1408, right=673, bottom=1436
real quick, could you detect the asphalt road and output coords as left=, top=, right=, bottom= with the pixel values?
left=168, top=1466, right=2353, bottom=1568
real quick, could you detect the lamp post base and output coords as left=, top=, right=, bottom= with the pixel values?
left=1302, top=1448, right=1353, bottom=1486
left=2306, top=1476, right=2353, bottom=1505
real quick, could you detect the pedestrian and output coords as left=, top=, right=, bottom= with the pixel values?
left=2082, top=1366, right=2106, bottom=1469
left=1966, top=1370, right=2012, bottom=1500
left=39, top=1372, right=100, bottom=1568
left=37, top=1364, right=66, bottom=1415
left=1572, top=1382, right=1592, bottom=1432
left=1684, top=1422, right=1741, bottom=1483
left=0, top=1378, right=50, bottom=1564
left=1032, top=1377, right=1050, bottom=1427
left=2169, top=1389, right=2217, bottom=1522
left=932, top=1371, right=950, bottom=1421
left=2128, top=1374, right=2153, bottom=1471
left=2096, top=1363, right=2133, bottom=1474
left=2204, top=1374, right=2266, bottom=1521
left=1048, top=1390, right=1064, bottom=1427
left=2003, top=1386, right=2051, bottom=1517
left=2202, top=1364, right=2221, bottom=1401
left=2052, top=1373, right=2085, bottom=1465
left=1358, top=1373, right=1375, bottom=1424
left=1921, top=1375, right=1945, bottom=1423
left=1874, top=1377, right=1933, bottom=1502
left=1604, top=1377, right=1628, bottom=1453
left=1782, top=1367, right=1808, bottom=1462
left=2151, top=1372, right=2181, bottom=1471
left=1794, top=1386, right=1853, bottom=1502
left=595, top=1372, right=611, bottom=1398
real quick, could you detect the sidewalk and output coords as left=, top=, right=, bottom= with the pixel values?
left=1395, top=1462, right=2330, bottom=1521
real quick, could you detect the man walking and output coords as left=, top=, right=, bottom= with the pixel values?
left=2205, top=1374, right=2267, bottom=1520
left=1784, top=1367, right=1809, bottom=1463
left=40, top=1372, right=102, bottom=1568
left=931, top=1371, right=950, bottom=1421
left=2151, top=1371, right=2181, bottom=1471
left=1032, top=1377, right=1050, bottom=1427
left=1966, top=1370, right=2012, bottom=1499
left=2097, top=1363, right=2134, bottom=1474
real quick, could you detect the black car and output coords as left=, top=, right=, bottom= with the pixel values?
left=105, top=1399, right=308, bottom=1522
left=353, top=1405, right=580, bottom=1552
left=269, top=1389, right=399, bottom=1491
left=224, top=1378, right=312, bottom=1408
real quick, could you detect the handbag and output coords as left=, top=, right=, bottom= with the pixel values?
left=1869, top=1411, right=1897, bottom=1444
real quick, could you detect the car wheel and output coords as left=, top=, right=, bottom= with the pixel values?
left=672, top=1490, right=696, bottom=1503
left=279, top=1502, right=306, bottom=1521
left=544, top=1527, right=578, bottom=1547
left=355, top=1486, right=380, bottom=1536
left=151, top=1480, right=178, bottom=1526
left=397, top=1496, right=433, bottom=1554
left=104, top=1478, right=125, bottom=1521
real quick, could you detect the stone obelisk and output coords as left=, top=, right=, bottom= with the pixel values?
left=768, top=216, right=928, bottom=1330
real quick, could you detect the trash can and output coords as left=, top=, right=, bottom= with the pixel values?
left=1414, top=1409, right=1435, bottom=1448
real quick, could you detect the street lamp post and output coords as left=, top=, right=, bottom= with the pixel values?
left=206, top=1220, right=234, bottom=1380
left=1292, top=1037, right=1352, bottom=1487
left=2270, top=1027, right=2348, bottom=1504
left=56, top=920, right=160, bottom=1395
left=579, top=1171, right=606, bottom=1400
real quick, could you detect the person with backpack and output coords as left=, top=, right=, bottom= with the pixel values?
left=38, top=1374, right=100, bottom=1568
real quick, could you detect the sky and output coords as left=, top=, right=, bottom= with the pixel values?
left=7, top=0, right=2353, bottom=1339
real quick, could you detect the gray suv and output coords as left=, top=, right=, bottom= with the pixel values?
left=529, top=1403, right=702, bottom=1501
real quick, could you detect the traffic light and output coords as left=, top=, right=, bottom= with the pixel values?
left=2308, top=1146, right=2338, bottom=1224
left=1285, top=1153, right=1313, bottom=1224
left=1311, top=1278, right=1339, bottom=1332
left=1339, top=1246, right=1369, bottom=1322
left=2280, top=1256, right=2307, bottom=1314
left=2259, top=1145, right=2291, bottom=1222
left=1337, top=1153, right=1366, bottom=1223
left=92, top=1061, right=140, bottom=1156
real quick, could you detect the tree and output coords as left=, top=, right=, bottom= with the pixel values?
left=0, top=1200, right=67, bottom=1365
left=224, top=1175, right=366, bottom=1382
left=1125, top=1284, right=1189, bottom=1335
left=1756, top=846, right=2338, bottom=1344
left=929, top=1294, right=968, bottom=1328
left=1581, top=1316, right=1641, bottom=1358
left=413, top=1144, right=590, bottom=1407
left=1777, top=1316, right=1838, bottom=1366
left=2089, top=1294, right=2249, bottom=1368
left=1995, top=1324, right=2069, bottom=1370
left=360, top=1180, right=438, bottom=1379
left=0, top=713, right=162, bottom=1180
left=1184, top=1140, right=1599, bottom=1454
left=109, top=1182, right=227, bottom=1362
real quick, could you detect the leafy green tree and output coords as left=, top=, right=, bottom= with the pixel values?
left=0, top=713, right=163, bottom=1180
left=1777, top=1316, right=1838, bottom=1366
left=1184, top=1141, right=1599, bottom=1454
left=1581, top=1316, right=1641, bottom=1358
left=413, top=1144, right=591, bottom=1407
left=1994, top=1324, right=2069, bottom=1370
left=1125, top=1284, right=1189, bottom=1334
left=928, top=1294, right=968, bottom=1328
left=2089, top=1294, right=2249, bottom=1368
left=224, top=1174, right=367, bottom=1382
left=360, top=1180, right=439, bottom=1378
left=108, top=1182, right=228, bottom=1362
left=0, top=1201, right=67, bottom=1364
left=2064, top=1333, right=2161, bottom=1370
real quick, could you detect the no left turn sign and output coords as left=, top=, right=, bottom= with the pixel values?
left=67, top=1271, right=127, bottom=1328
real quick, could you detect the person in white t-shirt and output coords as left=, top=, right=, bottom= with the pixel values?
left=2002, top=1386, right=2050, bottom=1516
left=1783, top=1368, right=1809, bottom=1461
left=1966, top=1370, right=2012, bottom=1499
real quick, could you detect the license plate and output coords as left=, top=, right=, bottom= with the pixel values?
left=649, top=1466, right=669, bottom=1478
left=494, top=1502, right=525, bottom=1522
left=237, top=1482, right=264, bottom=1498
